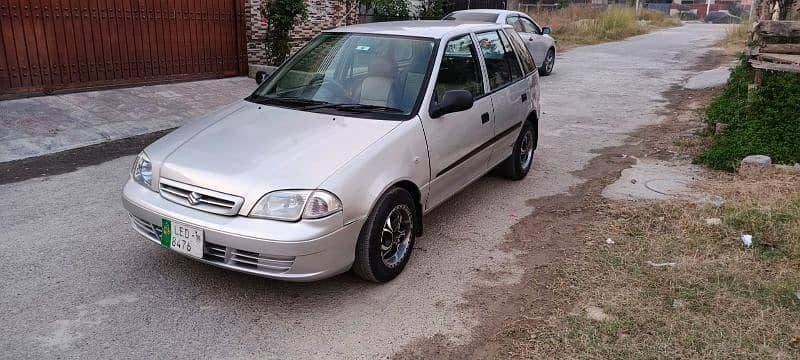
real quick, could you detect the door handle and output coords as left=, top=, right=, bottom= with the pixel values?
left=481, top=113, right=490, bottom=124
left=521, top=93, right=528, bottom=102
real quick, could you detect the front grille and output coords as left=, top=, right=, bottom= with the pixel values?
left=159, top=178, right=244, bottom=216
left=204, top=241, right=295, bottom=274
left=129, top=215, right=294, bottom=275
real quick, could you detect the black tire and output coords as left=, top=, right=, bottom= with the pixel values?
left=538, top=48, right=555, bottom=76
left=497, top=120, right=536, bottom=181
left=353, top=187, right=418, bottom=283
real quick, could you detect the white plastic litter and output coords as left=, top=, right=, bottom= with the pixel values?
left=705, top=218, right=722, bottom=226
left=605, top=238, right=615, bottom=245
left=584, top=306, right=611, bottom=322
left=741, top=234, right=753, bottom=247
left=647, top=261, right=677, bottom=267
left=795, top=290, right=800, bottom=301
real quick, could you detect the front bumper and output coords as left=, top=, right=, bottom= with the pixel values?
left=122, top=180, right=364, bottom=281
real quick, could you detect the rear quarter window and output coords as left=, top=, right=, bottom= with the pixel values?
left=443, top=12, right=500, bottom=22
left=504, top=29, right=537, bottom=75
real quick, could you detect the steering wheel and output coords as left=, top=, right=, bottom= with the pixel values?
left=303, top=76, right=350, bottom=103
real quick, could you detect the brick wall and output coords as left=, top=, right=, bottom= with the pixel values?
left=245, top=0, right=268, bottom=65
left=245, top=0, right=359, bottom=67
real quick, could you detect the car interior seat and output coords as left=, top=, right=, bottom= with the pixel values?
left=398, top=48, right=430, bottom=111
left=354, top=55, right=399, bottom=108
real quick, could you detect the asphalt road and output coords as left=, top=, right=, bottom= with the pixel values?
left=0, top=24, right=725, bottom=359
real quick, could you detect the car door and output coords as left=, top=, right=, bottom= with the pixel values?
left=474, top=30, right=530, bottom=168
left=517, top=16, right=548, bottom=67
left=423, top=34, right=494, bottom=210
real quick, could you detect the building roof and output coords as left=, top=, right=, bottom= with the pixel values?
left=329, top=20, right=509, bottom=39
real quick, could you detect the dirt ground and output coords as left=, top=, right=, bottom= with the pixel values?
left=393, top=51, right=731, bottom=360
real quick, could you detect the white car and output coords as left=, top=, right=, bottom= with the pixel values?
left=122, top=21, right=541, bottom=283
left=444, top=9, right=557, bottom=76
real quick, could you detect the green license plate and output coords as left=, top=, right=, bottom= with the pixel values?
left=161, top=218, right=204, bottom=258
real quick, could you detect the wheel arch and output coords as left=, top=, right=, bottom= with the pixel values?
left=526, top=111, right=539, bottom=150
left=389, top=180, right=424, bottom=237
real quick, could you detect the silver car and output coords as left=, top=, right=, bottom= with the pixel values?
left=444, top=9, right=557, bottom=76
left=122, top=21, right=541, bottom=282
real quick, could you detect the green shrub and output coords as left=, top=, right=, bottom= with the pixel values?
left=261, top=0, right=307, bottom=65
left=696, top=61, right=800, bottom=170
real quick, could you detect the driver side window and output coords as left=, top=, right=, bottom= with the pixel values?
left=520, top=17, right=541, bottom=34
left=433, top=35, right=485, bottom=104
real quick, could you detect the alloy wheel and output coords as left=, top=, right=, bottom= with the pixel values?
left=380, top=205, right=413, bottom=268
left=545, top=50, right=555, bottom=73
left=519, top=128, right=534, bottom=170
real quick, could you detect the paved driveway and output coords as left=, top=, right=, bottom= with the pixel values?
left=0, top=24, right=725, bottom=359
left=0, top=77, right=254, bottom=163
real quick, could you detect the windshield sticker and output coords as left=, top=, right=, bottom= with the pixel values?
left=355, top=45, right=371, bottom=51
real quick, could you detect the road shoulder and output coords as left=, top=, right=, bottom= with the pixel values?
left=393, top=50, right=733, bottom=360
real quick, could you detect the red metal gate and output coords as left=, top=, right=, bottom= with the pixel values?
left=0, top=0, right=247, bottom=97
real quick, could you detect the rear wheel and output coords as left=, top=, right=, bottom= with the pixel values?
left=497, top=121, right=536, bottom=181
left=539, top=48, right=555, bottom=76
left=353, top=188, right=417, bottom=283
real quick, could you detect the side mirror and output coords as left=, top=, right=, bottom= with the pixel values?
left=430, top=90, right=474, bottom=118
left=542, top=27, right=551, bottom=35
left=255, top=71, right=268, bottom=85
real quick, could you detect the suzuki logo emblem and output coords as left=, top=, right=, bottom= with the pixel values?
left=187, top=192, right=202, bottom=205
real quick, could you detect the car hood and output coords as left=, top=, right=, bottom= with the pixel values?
left=152, top=101, right=401, bottom=214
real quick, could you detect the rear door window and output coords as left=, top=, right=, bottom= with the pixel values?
left=505, top=16, right=525, bottom=33
left=433, top=34, right=485, bottom=103
left=476, top=31, right=513, bottom=90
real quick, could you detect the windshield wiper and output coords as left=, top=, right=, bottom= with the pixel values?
left=302, top=103, right=405, bottom=114
left=247, top=95, right=327, bottom=107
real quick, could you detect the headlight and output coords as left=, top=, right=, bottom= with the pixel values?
left=250, top=190, right=342, bottom=221
left=131, top=152, right=153, bottom=188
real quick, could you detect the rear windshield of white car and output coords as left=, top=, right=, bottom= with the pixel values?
left=443, top=12, right=500, bottom=22
left=248, top=33, right=436, bottom=119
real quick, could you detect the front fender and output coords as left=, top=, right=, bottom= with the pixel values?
left=319, top=117, right=431, bottom=225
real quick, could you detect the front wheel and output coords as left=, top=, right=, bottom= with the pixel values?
left=497, top=121, right=536, bottom=181
left=539, top=48, right=555, bottom=76
left=352, top=188, right=417, bottom=283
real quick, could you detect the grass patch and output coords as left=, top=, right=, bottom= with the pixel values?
left=512, top=173, right=800, bottom=358
left=696, top=61, right=800, bottom=171
left=716, top=22, right=752, bottom=55
left=527, top=7, right=681, bottom=50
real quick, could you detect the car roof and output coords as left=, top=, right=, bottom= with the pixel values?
left=329, top=20, right=511, bottom=39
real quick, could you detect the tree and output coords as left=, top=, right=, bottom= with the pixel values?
left=728, top=3, right=744, bottom=17
left=416, top=0, right=446, bottom=19
left=261, top=0, right=308, bottom=65
left=360, top=0, right=412, bottom=21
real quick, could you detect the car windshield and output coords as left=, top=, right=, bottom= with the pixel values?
left=443, top=12, right=499, bottom=22
left=249, top=33, right=436, bottom=117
